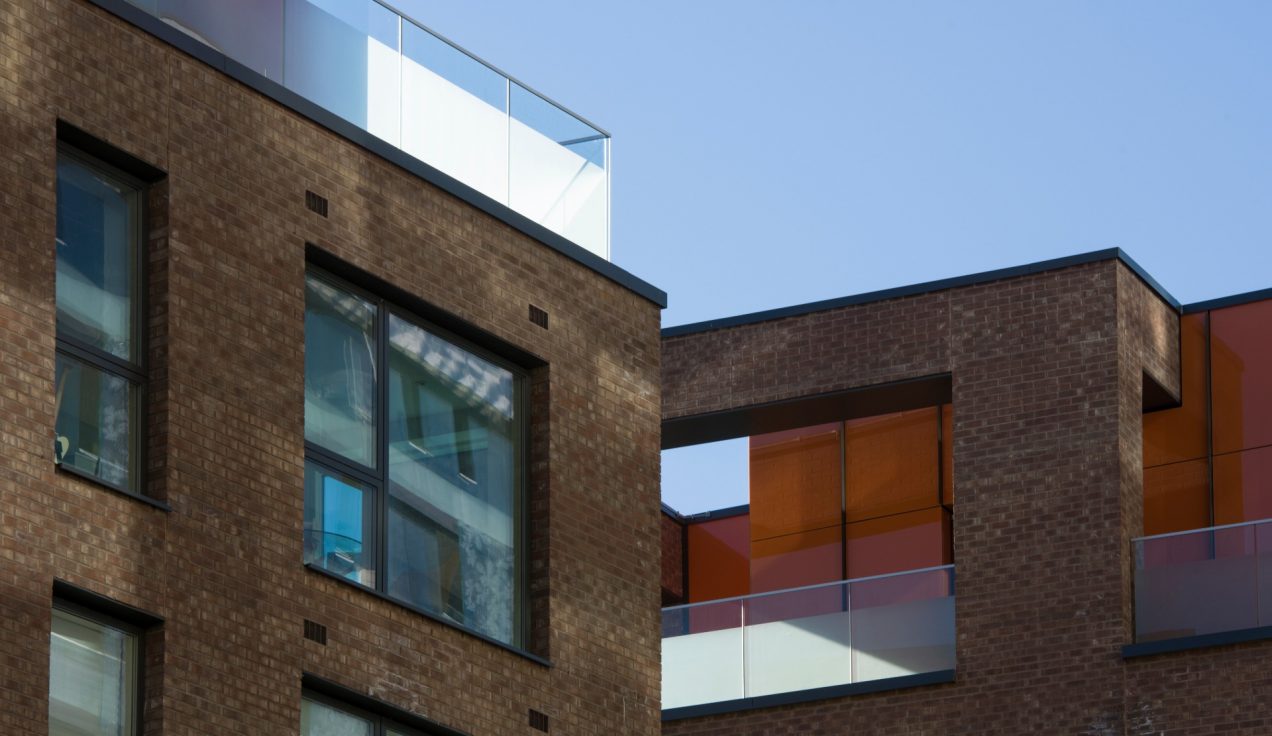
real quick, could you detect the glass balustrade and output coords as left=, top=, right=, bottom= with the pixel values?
left=1133, top=518, right=1272, bottom=642
left=125, top=0, right=610, bottom=259
left=661, top=565, right=955, bottom=710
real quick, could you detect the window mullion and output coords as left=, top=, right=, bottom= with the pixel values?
left=376, top=298, right=390, bottom=595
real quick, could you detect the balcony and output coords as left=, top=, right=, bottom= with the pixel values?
left=661, top=565, right=955, bottom=713
left=124, top=0, right=610, bottom=259
left=1133, top=518, right=1272, bottom=644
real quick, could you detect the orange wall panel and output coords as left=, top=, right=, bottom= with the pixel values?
left=1214, top=447, right=1272, bottom=525
left=750, top=525, right=842, bottom=594
left=941, top=404, right=954, bottom=506
left=1144, top=459, right=1210, bottom=535
left=687, top=515, right=751, bottom=603
left=1212, top=300, right=1272, bottom=455
left=845, top=407, right=939, bottom=521
left=1145, top=313, right=1209, bottom=467
left=749, top=423, right=842, bottom=541
left=845, top=507, right=950, bottom=579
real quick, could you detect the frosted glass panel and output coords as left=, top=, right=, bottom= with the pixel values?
left=121, top=0, right=612, bottom=256
left=402, top=23, right=509, bottom=203
left=1134, top=524, right=1259, bottom=641
left=510, top=83, right=608, bottom=257
left=285, top=0, right=401, bottom=143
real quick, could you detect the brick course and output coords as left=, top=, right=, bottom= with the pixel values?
left=0, top=1, right=662, bottom=734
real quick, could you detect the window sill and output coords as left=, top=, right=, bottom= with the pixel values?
left=1123, top=625, right=1272, bottom=658
left=303, top=563, right=552, bottom=668
left=56, top=464, right=171, bottom=512
left=661, top=670, right=957, bottom=721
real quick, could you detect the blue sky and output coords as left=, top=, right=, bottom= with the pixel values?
left=398, top=1, right=1272, bottom=512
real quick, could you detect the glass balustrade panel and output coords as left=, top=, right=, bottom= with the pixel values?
left=661, top=599, right=744, bottom=709
left=1134, top=524, right=1258, bottom=642
left=509, top=83, right=609, bottom=258
left=849, top=567, right=955, bottom=684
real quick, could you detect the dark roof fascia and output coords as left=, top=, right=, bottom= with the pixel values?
left=1183, top=287, right=1272, bottom=314
left=663, top=248, right=1179, bottom=337
left=661, top=502, right=750, bottom=523
left=85, top=0, right=666, bottom=309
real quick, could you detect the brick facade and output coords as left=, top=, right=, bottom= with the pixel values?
left=657, top=258, right=1266, bottom=735
left=0, top=1, right=663, bottom=734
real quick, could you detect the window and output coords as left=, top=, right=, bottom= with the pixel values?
left=303, top=270, right=526, bottom=648
left=301, top=693, right=435, bottom=736
left=48, top=606, right=140, bottom=736
left=54, top=148, right=144, bottom=494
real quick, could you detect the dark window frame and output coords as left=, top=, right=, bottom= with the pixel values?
left=54, top=143, right=154, bottom=504
left=301, top=681, right=467, bottom=736
left=303, top=266, right=531, bottom=653
left=49, top=593, right=154, bottom=736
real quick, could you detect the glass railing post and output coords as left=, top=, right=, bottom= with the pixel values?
left=739, top=598, right=748, bottom=699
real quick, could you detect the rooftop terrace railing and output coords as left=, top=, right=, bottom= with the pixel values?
left=125, top=0, right=610, bottom=259
left=1133, top=518, right=1272, bottom=643
left=661, top=565, right=955, bottom=711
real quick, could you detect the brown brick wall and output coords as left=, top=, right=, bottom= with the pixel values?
left=661, top=511, right=684, bottom=605
left=0, top=1, right=662, bottom=734
left=661, top=260, right=1224, bottom=735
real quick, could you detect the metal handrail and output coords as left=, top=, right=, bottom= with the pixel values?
left=1132, top=516, right=1272, bottom=543
left=371, top=0, right=610, bottom=137
left=662, top=564, right=955, bottom=614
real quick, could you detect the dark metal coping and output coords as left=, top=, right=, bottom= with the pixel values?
left=303, top=673, right=470, bottom=736
left=85, top=0, right=667, bottom=309
left=1183, top=286, right=1272, bottom=314
left=1122, top=625, right=1272, bottom=659
left=663, top=248, right=1177, bottom=337
left=661, top=669, right=956, bottom=721
left=662, top=502, right=750, bottom=523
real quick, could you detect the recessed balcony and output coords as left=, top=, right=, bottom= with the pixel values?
left=1133, top=518, right=1272, bottom=644
left=661, top=565, right=955, bottom=712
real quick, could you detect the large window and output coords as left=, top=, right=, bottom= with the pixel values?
left=48, top=606, right=140, bottom=736
left=54, top=149, right=144, bottom=494
left=303, top=271, right=526, bottom=647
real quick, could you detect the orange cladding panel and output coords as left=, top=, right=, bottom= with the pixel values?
left=1212, top=300, right=1272, bottom=455
left=845, top=408, right=939, bottom=522
left=941, top=404, right=954, bottom=506
left=749, top=423, right=842, bottom=541
left=1214, top=447, right=1272, bottom=525
left=845, top=507, right=950, bottom=579
left=1144, top=313, right=1209, bottom=467
left=1143, top=459, right=1210, bottom=535
left=749, top=525, right=842, bottom=594
left=687, top=515, right=751, bottom=603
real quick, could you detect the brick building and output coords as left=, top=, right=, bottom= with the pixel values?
left=658, top=251, right=1272, bottom=734
left=0, top=1, right=665, bottom=734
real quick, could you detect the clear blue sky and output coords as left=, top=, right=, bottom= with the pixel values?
left=398, top=1, right=1272, bottom=513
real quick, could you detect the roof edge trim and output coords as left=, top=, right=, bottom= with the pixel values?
left=663, top=248, right=1179, bottom=337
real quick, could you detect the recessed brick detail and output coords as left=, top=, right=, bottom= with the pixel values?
left=0, top=2, right=662, bottom=735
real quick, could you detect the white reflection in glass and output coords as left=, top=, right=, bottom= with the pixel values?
left=304, top=275, right=377, bottom=468
left=49, top=609, right=136, bottom=736
left=386, top=314, right=518, bottom=644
